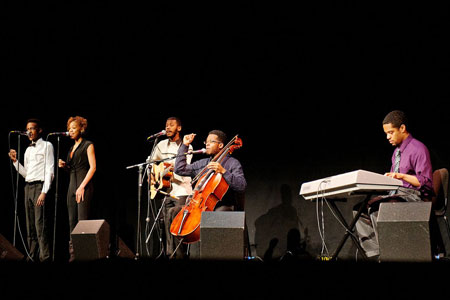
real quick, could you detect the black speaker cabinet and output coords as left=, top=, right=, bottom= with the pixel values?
left=0, top=233, right=24, bottom=261
left=71, top=219, right=110, bottom=261
left=200, top=211, right=245, bottom=260
left=116, top=236, right=135, bottom=259
left=377, top=202, right=432, bottom=262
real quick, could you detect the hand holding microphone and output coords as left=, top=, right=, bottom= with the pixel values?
left=8, top=131, right=30, bottom=164
left=58, top=159, right=66, bottom=168
left=8, top=149, right=17, bottom=163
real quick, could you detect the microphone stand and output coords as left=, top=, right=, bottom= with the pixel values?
left=52, top=135, right=61, bottom=262
left=125, top=162, right=145, bottom=260
left=145, top=192, right=179, bottom=244
left=125, top=136, right=161, bottom=260
left=125, top=152, right=194, bottom=170
left=143, top=153, right=193, bottom=256
left=13, top=134, right=21, bottom=246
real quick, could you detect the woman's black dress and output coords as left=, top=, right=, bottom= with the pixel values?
left=66, top=139, right=94, bottom=233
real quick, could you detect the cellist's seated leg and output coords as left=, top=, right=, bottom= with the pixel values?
left=165, top=196, right=188, bottom=259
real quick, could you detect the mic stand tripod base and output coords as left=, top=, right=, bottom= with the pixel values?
left=144, top=190, right=179, bottom=247
left=145, top=196, right=169, bottom=244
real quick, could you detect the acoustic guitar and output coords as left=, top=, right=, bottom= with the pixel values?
left=150, top=162, right=173, bottom=199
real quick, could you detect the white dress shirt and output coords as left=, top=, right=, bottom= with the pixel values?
left=150, top=138, right=193, bottom=197
left=14, top=138, right=55, bottom=194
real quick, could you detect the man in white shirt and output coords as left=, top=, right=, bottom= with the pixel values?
left=148, top=117, right=193, bottom=258
left=8, top=119, right=54, bottom=262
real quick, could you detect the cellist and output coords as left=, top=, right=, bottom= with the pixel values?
left=174, top=130, right=247, bottom=213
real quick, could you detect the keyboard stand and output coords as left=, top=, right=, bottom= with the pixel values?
left=326, top=192, right=376, bottom=261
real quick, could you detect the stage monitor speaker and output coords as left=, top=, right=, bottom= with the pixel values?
left=0, top=233, right=24, bottom=261
left=116, top=236, right=135, bottom=259
left=377, top=202, right=432, bottom=262
left=71, top=219, right=110, bottom=261
left=200, top=211, right=245, bottom=260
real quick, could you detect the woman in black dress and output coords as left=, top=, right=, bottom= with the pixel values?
left=59, top=116, right=96, bottom=261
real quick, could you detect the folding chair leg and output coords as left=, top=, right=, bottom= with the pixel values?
left=444, top=216, right=450, bottom=243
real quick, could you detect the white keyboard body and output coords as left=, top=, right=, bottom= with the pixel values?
left=300, top=169, right=403, bottom=200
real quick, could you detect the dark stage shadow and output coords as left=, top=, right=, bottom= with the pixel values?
left=254, top=184, right=311, bottom=261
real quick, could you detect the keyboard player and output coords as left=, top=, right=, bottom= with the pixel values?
left=353, top=110, right=434, bottom=259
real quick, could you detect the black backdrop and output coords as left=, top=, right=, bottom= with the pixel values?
left=1, top=2, right=449, bottom=262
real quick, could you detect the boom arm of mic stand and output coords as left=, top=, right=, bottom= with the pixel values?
left=125, top=153, right=189, bottom=170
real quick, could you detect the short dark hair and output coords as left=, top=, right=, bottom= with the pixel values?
left=27, top=118, right=42, bottom=129
left=208, top=130, right=227, bottom=144
left=167, top=117, right=181, bottom=126
left=382, top=110, right=408, bottom=129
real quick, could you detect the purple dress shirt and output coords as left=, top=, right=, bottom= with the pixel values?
left=390, top=135, right=433, bottom=197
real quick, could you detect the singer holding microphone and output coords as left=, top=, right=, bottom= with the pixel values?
left=147, top=117, right=194, bottom=259
left=58, top=116, right=96, bottom=262
left=149, top=117, right=199, bottom=258
left=8, top=118, right=54, bottom=262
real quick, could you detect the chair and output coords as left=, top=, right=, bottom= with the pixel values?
left=431, top=168, right=450, bottom=248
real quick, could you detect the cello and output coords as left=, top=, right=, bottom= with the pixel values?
left=170, top=135, right=242, bottom=243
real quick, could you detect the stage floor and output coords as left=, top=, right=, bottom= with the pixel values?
left=1, top=258, right=449, bottom=298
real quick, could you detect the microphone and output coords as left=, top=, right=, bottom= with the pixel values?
left=10, top=130, right=31, bottom=136
left=48, top=131, right=69, bottom=136
left=147, top=130, right=166, bottom=140
left=185, top=148, right=206, bottom=155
